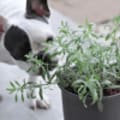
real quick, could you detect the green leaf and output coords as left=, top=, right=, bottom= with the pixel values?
left=21, top=93, right=25, bottom=102
left=10, top=81, right=16, bottom=89
left=15, top=81, right=21, bottom=87
left=39, top=87, right=43, bottom=100
left=105, top=34, right=111, bottom=40
left=15, top=94, right=18, bottom=102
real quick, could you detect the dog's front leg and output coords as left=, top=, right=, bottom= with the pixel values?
left=28, top=75, right=50, bottom=110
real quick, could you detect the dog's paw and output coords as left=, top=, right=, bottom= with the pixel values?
left=29, top=95, right=50, bottom=110
left=36, top=98, right=50, bottom=109
left=29, top=99, right=37, bottom=110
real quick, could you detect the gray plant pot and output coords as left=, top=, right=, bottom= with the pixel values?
left=61, top=87, right=120, bottom=120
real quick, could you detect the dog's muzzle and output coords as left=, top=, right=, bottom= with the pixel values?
left=35, top=51, right=57, bottom=74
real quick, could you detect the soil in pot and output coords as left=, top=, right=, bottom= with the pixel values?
left=104, top=89, right=120, bottom=96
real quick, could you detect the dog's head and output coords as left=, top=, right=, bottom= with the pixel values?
left=0, top=0, right=56, bottom=69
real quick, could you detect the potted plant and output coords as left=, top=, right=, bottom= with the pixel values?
left=8, top=17, right=120, bottom=120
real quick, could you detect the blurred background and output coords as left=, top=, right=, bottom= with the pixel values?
left=50, top=0, right=120, bottom=24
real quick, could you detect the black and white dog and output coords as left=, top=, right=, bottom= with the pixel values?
left=0, top=0, right=56, bottom=109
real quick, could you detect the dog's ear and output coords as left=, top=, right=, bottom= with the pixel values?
left=4, top=26, right=32, bottom=61
left=26, top=0, right=50, bottom=18
left=0, top=16, right=8, bottom=33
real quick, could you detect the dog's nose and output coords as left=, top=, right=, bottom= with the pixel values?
left=46, top=36, right=54, bottom=42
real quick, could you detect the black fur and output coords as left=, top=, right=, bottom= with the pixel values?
left=4, top=26, right=31, bottom=61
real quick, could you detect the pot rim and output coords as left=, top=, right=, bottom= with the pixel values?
left=60, top=86, right=120, bottom=100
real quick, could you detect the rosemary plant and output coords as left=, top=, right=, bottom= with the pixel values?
left=7, top=16, right=120, bottom=110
